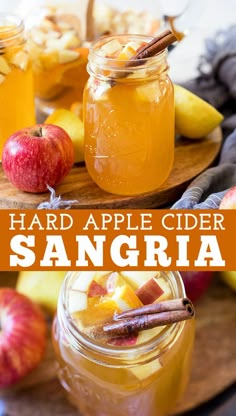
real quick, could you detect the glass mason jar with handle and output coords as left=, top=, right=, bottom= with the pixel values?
left=52, top=270, right=195, bottom=416
left=84, top=34, right=175, bottom=195
left=0, top=14, right=36, bottom=160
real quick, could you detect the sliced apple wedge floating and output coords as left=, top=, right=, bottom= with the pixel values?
left=112, top=285, right=143, bottom=311
left=72, top=271, right=95, bottom=292
left=130, top=358, right=162, bottom=381
left=68, top=290, right=88, bottom=313
left=136, top=277, right=164, bottom=304
left=121, top=271, right=160, bottom=290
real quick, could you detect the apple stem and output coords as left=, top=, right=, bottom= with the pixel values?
left=32, top=127, right=43, bottom=138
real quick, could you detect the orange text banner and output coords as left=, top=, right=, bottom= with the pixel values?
left=0, top=209, right=234, bottom=271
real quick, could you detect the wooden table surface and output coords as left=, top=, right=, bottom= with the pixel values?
left=0, top=272, right=235, bottom=416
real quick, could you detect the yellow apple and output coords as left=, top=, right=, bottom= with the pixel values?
left=220, top=271, right=236, bottom=292
left=16, top=271, right=66, bottom=314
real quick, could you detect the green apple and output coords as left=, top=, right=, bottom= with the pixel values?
left=221, top=271, right=236, bottom=292
left=16, top=271, right=66, bottom=314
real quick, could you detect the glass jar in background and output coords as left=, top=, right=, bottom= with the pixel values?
left=93, top=0, right=163, bottom=38
left=84, top=34, right=175, bottom=196
left=52, top=271, right=195, bottom=416
left=0, top=14, right=36, bottom=160
left=26, top=5, right=90, bottom=115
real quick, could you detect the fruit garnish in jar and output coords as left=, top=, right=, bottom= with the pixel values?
left=94, top=3, right=161, bottom=38
left=27, top=7, right=89, bottom=101
left=68, top=271, right=193, bottom=346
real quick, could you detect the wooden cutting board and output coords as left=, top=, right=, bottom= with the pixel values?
left=0, top=128, right=222, bottom=209
left=0, top=273, right=235, bottom=415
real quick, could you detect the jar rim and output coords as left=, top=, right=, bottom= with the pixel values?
left=57, top=271, right=186, bottom=366
left=87, top=33, right=168, bottom=78
left=0, top=14, right=24, bottom=46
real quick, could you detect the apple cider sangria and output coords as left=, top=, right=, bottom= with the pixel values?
left=27, top=7, right=89, bottom=115
left=84, top=34, right=175, bottom=195
left=0, top=14, right=36, bottom=160
left=53, top=271, right=195, bottom=416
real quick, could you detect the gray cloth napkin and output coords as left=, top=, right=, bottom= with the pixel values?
left=172, top=25, right=236, bottom=209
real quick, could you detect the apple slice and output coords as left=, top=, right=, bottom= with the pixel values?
left=68, top=289, right=88, bottom=313
left=136, top=277, right=164, bottom=305
left=10, top=51, right=29, bottom=71
left=121, top=271, right=160, bottom=290
left=117, top=41, right=140, bottom=60
left=100, top=39, right=122, bottom=57
left=136, top=82, right=161, bottom=102
left=130, top=357, right=162, bottom=381
left=72, top=272, right=95, bottom=292
left=137, top=327, right=165, bottom=345
left=58, top=49, right=80, bottom=64
left=112, top=285, right=143, bottom=311
left=0, top=74, right=5, bottom=85
left=106, top=272, right=128, bottom=293
left=155, top=278, right=172, bottom=302
left=0, top=56, right=11, bottom=75
left=88, top=280, right=107, bottom=297
left=108, top=333, right=138, bottom=346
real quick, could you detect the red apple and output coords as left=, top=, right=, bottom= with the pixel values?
left=219, top=187, right=236, bottom=208
left=0, top=288, right=47, bottom=388
left=2, top=124, right=74, bottom=193
left=180, top=271, right=214, bottom=303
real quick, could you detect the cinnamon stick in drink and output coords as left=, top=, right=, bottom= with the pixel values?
left=103, top=307, right=194, bottom=337
left=114, top=298, right=193, bottom=320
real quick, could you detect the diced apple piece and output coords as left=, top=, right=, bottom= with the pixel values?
left=136, top=82, right=161, bottom=102
left=117, top=41, right=140, bottom=60
left=121, top=271, right=160, bottom=290
left=72, top=272, right=95, bottom=292
left=108, top=333, right=138, bottom=346
left=106, top=272, right=128, bottom=293
left=100, top=39, right=122, bottom=57
left=60, top=31, right=80, bottom=49
left=137, top=327, right=165, bottom=345
left=40, top=49, right=59, bottom=70
left=68, top=289, right=88, bottom=313
left=130, top=358, right=162, bottom=381
left=136, top=277, right=164, bottom=305
left=88, top=280, right=107, bottom=297
left=155, top=278, right=172, bottom=302
left=58, top=49, right=79, bottom=64
left=112, top=285, right=143, bottom=311
left=10, top=51, right=29, bottom=71
left=0, top=74, right=5, bottom=84
left=0, top=56, right=11, bottom=75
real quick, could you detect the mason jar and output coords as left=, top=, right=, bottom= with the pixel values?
left=26, top=4, right=89, bottom=115
left=0, top=14, right=36, bottom=160
left=52, top=271, right=195, bottom=416
left=84, top=34, right=175, bottom=195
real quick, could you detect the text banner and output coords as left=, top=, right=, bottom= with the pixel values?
left=0, top=209, right=234, bottom=271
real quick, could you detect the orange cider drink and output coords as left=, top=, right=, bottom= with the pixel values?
left=53, top=271, right=195, bottom=416
left=0, top=15, right=36, bottom=160
left=27, top=7, right=89, bottom=115
left=84, top=35, right=175, bottom=195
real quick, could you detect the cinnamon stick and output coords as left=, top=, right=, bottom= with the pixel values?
left=110, top=29, right=177, bottom=85
left=114, top=297, right=193, bottom=320
left=103, top=307, right=194, bottom=337
left=129, top=29, right=177, bottom=64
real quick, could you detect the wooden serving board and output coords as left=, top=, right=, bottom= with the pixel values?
left=0, top=128, right=222, bottom=209
left=0, top=273, right=235, bottom=415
